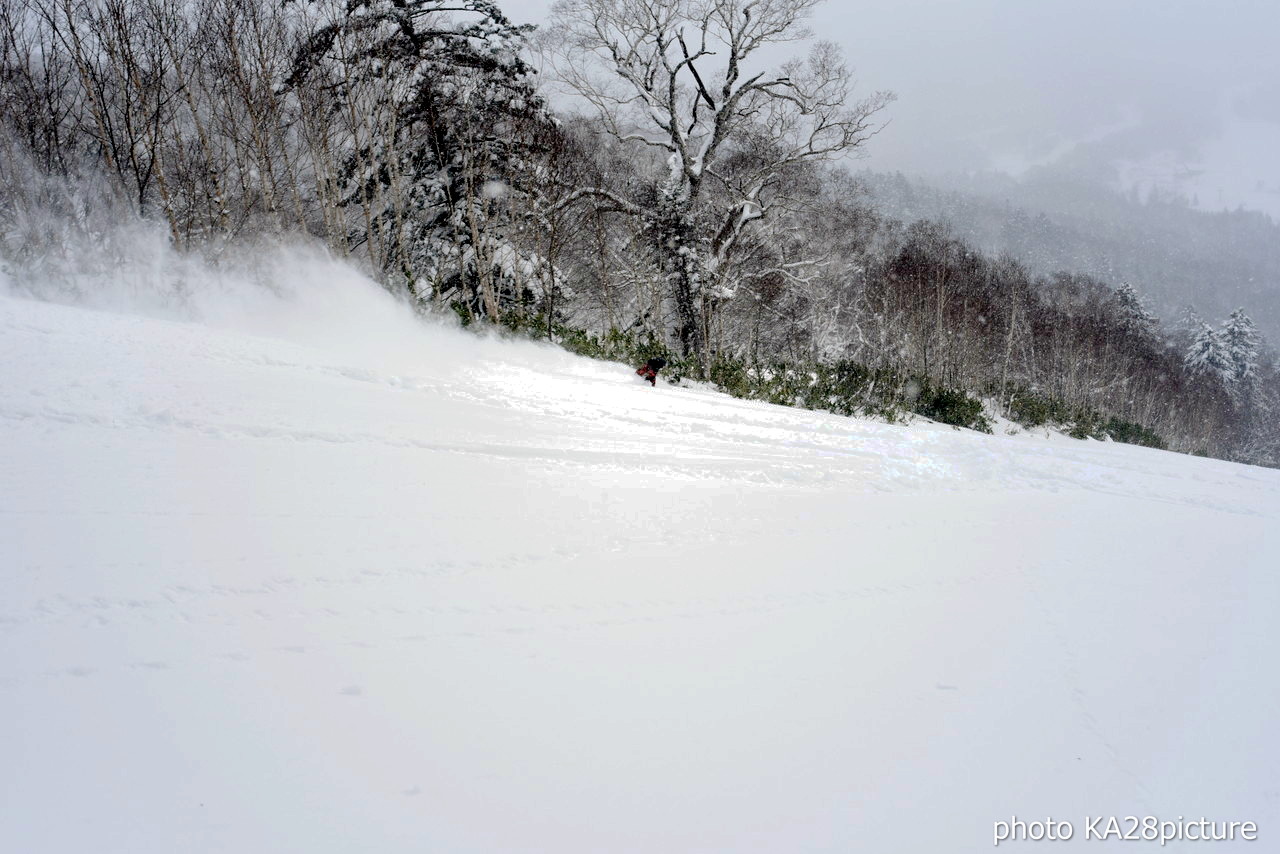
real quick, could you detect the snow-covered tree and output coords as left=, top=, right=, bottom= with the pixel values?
left=1184, top=320, right=1230, bottom=380
left=547, top=0, right=892, bottom=365
left=1112, top=281, right=1157, bottom=344
left=1220, top=308, right=1261, bottom=404
left=288, top=0, right=552, bottom=315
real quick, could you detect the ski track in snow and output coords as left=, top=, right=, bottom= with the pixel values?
left=2, top=293, right=1279, bottom=853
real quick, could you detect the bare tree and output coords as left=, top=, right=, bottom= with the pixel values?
left=546, top=0, right=892, bottom=366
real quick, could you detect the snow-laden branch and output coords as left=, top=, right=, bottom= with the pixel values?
left=548, top=0, right=892, bottom=213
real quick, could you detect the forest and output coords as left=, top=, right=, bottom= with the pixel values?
left=2, top=0, right=1277, bottom=466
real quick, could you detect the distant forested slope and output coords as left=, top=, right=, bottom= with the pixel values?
left=858, top=169, right=1280, bottom=341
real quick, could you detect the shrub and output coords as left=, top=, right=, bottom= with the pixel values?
left=710, top=356, right=753, bottom=399
left=1103, top=417, right=1167, bottom=449
left=1008, top=390, right=1074, bottom=427
left=914, top=383, right=992, bottom=432
left=1005, top=388, right=1166, bottom=449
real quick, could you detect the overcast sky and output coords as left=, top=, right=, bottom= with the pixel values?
left=506, top=0, right=1280, bottom=216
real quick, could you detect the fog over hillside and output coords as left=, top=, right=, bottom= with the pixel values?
left=858, top=169, right=1280, bottom=342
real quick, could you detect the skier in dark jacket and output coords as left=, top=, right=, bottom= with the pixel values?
left=636, top=356, right=666, bottom=386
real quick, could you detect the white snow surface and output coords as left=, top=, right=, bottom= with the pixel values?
left=3, top=261, right=1279, bottom=853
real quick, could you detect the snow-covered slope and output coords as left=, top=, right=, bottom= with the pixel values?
left=3, top=268, right=1278, bottom=853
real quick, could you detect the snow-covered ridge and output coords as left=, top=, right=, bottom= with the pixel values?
left=3, top=248, right=1278, bottom=853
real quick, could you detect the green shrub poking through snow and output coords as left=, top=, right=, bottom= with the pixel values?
left=1005, top=387, right=1165, bottom=449
left=913, top=383, right=992, bottom=433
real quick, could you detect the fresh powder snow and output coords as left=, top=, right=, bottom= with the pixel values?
left=2, top=248, right=1277, bottom=853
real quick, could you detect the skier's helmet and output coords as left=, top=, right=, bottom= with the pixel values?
left=647, top=357, right=667, bottom=371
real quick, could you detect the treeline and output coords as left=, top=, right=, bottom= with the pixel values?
left=1, top=0, right=1276, bottom=466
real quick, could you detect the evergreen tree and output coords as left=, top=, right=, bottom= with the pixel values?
left=1113, top=281, right=1158, bottom=343
left=1185, top=321, right=1230, bottom=379
left=1220, top=308, right=1261, bottom=404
